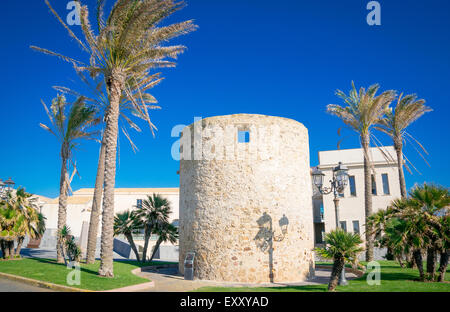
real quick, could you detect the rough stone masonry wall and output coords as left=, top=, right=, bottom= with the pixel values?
left=179, top=114, right=315, bottom=283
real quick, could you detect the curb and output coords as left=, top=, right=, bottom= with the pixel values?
left=101, top=267, right=155, bottom=292
left=0, top=266, right=155, bottom=292
left=0, top=271, right=91, bottom=292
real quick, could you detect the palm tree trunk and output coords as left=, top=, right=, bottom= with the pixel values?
left=405, top=251, right=415, bottom=268
left=396, top=255, right=404, bottom=268
left=413, top=249, right=425, bottom=281
left=437, top=250, right=449, bottom=282
left=426, top=247, right=436, bottom=281
left=85, top=136, right=106, bottom=264
left=0, top=240, right=5, bottom=259
left=149, top=238, right=162, bottom=262
left=125, top=234, right=140, bottom=262
left=328, top=256, right=344, bottom=291
left=362, top=134, right=374, bottom=262
left=3, top=241, right=10, bottom=259
left=142, top=227, right=151, bottom=263
left=98, top=71, right=125, bottom=277
left=15, top=236, right=25, bottom=257
left=394, top=142, right=407, bottom=198
left=7, top=241, right=14, bottom=258
left=57, top=145, right=69, bottom=263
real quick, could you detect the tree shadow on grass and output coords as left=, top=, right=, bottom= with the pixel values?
left=263, top=285, right=327, bottom=292
left=29, top=257, right=99, bottom=275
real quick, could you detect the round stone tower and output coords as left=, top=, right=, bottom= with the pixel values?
left=178, top=114, right=314, bottom=283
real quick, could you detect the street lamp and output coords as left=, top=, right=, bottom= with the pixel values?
left=0, top=179, right=5, bottom=195
left=312, top=161, right=349, bottom=285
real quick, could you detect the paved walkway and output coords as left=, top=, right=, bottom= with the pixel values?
left=135, top=266, right=358, bottom=292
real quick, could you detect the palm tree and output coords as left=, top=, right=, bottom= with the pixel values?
left=32, top=0, right=197, bottom=276
left=149, top=222, right=178, bottom=262
left=136, top=194, right=171, bottom=263
left=436, top=217, right=449, bottom=282
left=327, top=81, right=396, bottom=261
left=315, top=228, right=364, bottom=291
left=0, top=198, right=24, bottom=259
left=114, top=211, right=143, bottom=262
left=40, top=95, right=99, bottom=263
left=75, top=77, right=161, bottom=264
left=376, top=94, right=432, bottom=198
left=0, top=188, right=46, bottom=259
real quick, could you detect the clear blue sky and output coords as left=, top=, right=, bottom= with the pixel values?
left=1, top=0, right=449, bottom=198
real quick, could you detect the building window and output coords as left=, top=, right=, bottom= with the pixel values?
left=382, top=173, right=390, bottom=195
left=353, top=220, right=360, bottom=234
left=371, top=175, right=377, bottom=195
left=349, top=176, right=356, bottom=196
left=340, top=221, right=347, bottom=232
left=238, top=130, right=250, bottom=143
left=136, top=199, right=143, bottom=209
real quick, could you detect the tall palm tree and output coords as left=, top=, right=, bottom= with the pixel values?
left=32, top=0, right=197, bottom=276
left=136, top=194, right=171, bottom=262
left=40, top=95, right=99, bottom=262
left=114, top=210, right=143, bottom=262
left=149, top=222, right=178, bottom=262
left=327, top=82, right=396, bottom=261
left=69, top=76, right=161, bottom=264
left=315, top=228, right=364, bottom=291
left=376, top=94, right=432, bottom=198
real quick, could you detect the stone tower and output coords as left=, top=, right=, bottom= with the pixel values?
left=178, top=114, right=314, bottom=283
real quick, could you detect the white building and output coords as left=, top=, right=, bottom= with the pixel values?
left=312, top=146, right=401, bottom=247
left=40, top=188, right=179, bottom=259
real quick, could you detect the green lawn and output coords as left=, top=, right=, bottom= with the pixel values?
left=0, top=258, right=174, bottom=291
left=195, top=261, right=450, bottom=292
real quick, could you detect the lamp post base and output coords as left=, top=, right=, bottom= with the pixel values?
left=338, top=267, right=348, bottom=285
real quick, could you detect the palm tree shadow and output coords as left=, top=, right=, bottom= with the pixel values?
left=30, top=257, right=99, bottom=275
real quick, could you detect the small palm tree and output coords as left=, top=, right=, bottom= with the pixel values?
left=149, top=223, right=178, bottom=262
left=114, top=211, right=143, bottom=262
left=12, top=188, right=46, bottom=257
left=327, top=81, right=396, bottom=261
left=0, top=201, right=25, bottom=259
left=136, top=194, right=171, bottom=262
left=315, top=228, right=364, bottom=291
left=407, top=184, right=450, bottom=280
left=40, top=95, right=99, bottom=263
left=376, top=94, right=432, bottom=198
left=32, top=0, right=197, bottom=276
left=0, top=188, right=45, bottom=259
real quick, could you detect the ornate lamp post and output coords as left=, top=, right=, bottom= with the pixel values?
left=312, top=162, right=349, bottom=285
left=4, top=178, right=15, bottom=192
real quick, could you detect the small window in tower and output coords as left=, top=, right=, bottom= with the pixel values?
left=238, top=130, right=250, bottom=143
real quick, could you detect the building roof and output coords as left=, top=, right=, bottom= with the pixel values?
left=73, top=188, right=180, bottom=195
left=49, top=196, right=92, bottom=205
left=318, top=146, right=397, bottom=167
